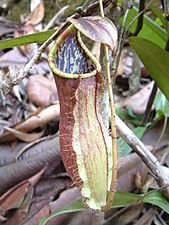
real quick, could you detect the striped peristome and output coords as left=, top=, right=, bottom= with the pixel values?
left=48, top=24, right=101, bottom=78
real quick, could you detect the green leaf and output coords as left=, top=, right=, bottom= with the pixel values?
left=121, top=7, right=168, bottom=48
left=143, top=191, right=169, bottom=214
left=39, top=200, right=85, bottom=225
left=39, top=191, right=169, bottom=225
left=0, top=29, right=56, bottom=50
left=116, top=107, right=143, bottom=126
left=143, top=12, right=167, bottom=43
left=155, top=90, right=169, bottom=117
left=130, top=37, right=169, bottom=100
left=151, top=6, right=169, bottom=34
left=113, top=192, right=141, bottom=207
left=39, top=192, right=141, bottom=225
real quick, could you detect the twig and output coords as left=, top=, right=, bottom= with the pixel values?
left=142, top=149, right=169, bottom=193
left=112, top=0, right=153, bottom=79
left=112, top=5, right=130, bottom=80
left=44, top=5, right=69, bottom=31
left=99, top=0, right=118, bottom=211
left=125, top=0, right=155, bottom=34
left=80, top=0, right=92, bottom=11
left=163, top=0, right=169, bottom=19
left=76, top=0, right=114, bottom=15
left=142, top=81, right=157, bottom=125
left=115, top=115, right=169, bottom=195
left=103, top=202, right=141, bottom=225
left=133, top=0, right=145, bottom=36
left=16, top=133, right=58, bottom=160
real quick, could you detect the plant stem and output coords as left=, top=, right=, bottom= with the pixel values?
left=142, top=81, right=157, bottom=125
left=112, top=6, right=129, bottom=80
left=125, top=0, right=155, bottom=34
left=44, top=5, right=69, bottom=31
left=115, top=115, right=169, bottom=194
left=133, top=0, right=145, bottom=36
left=99, top=0, right=118, bottom=211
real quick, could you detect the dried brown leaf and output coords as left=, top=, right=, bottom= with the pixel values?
left=117, top=152, right=145, bottom=192
left=68, top=16, right=118, bottom=50
left=0, top=171, right=45, bottom=224
left=119, top=81, right=154, bottom=115
left=23, top=179, right=70, bottom=225
left=133, top=208, right=156, bottom=225
left=26, top=2, right=45, bottom=25
left=50, top=187, right=80, bottom=212
left=23, top=205, right=50, bottom=225
left=0, top=181, right=29, bottom=216
left=28, top=168, right=46, bottom=186
left=27, top=75, right=58, bottom=107
left=3, top=204, right=26, bottom=225
left=107, top=204, right=143, bottom=225
left=0, top=104, right=60, bottom=143
left=4, top=127, right=43, bottom=142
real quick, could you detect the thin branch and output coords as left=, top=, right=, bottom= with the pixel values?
left=133, top=0, right=145, bottom=36
left=163, top=0, right=169, bottom=19
left=112, top=5, right=130, bottom=80
left=115, top=115, right=169, bottom=195
left=125, top=0, right=155, bottom=34
left=16, top=133, right=58, bottom=160
left=112, top=0, right=153, bottom=80
left=80, top=0, right=92, bottom=11
left=76, top=0, right=115, bottom=16
left=103, top=202, right=141, bottom=225
left=142, top=81, right=157, bottom=125
left=44, top=5, right=69, bottom=31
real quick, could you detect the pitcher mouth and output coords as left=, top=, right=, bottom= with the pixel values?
left=48, top=24, right=101, bottom=79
